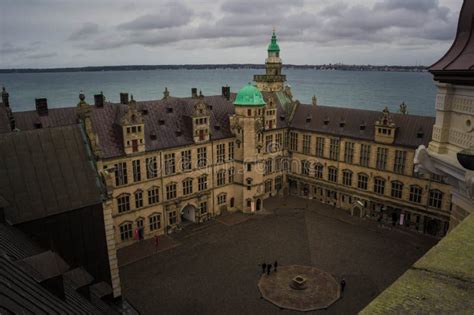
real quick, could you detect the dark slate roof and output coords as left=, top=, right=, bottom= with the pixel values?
left=92, top=93, right=288, bottom=159
left=14, top=106, right=78, bottom=131
left=0, top=103, right=11, bottom=133
left=0, top=125, right=103, bottom=224
left=430, top=0, right=474, bottom=84
left=291, top=104, right=434, bottom=148
left=0, top=223, right=106, bottom=314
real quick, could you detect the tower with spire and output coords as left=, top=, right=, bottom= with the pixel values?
left=254, top=29, right=286, bottom=92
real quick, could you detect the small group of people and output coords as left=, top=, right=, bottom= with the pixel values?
left=260, top=261, right=278, bottom=275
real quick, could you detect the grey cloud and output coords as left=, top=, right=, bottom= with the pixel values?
left=221, top=0, right=304, bottom=14
left=26, top=52, right=58, bottom=59
left=0, top=42, right=29, bottom=54
left=374, top=0, right=439, bottom=12
left=117, top=2, right=193, bottom=30
left=68, top=23, right=100, bottom=41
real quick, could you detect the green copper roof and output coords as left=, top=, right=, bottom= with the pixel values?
left=268, top=31, right=280, bottom=52
left=234, top=83, right=266, bottom=106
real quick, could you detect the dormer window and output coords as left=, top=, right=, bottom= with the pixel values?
left=166, top=107, right=173, bottom=113
left=159, top=119, right=165, bottom=125
left=417, top=129, right=424, bottom=138
left=324, top=117, right=329, bottom=125
left=150, top=131, right=157, bottom=140
left=339, top=120, right=346, bottom=128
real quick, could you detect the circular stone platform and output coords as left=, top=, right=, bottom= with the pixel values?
left=258, top=265, right=340, bottom=312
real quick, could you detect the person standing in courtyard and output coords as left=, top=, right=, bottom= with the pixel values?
left=267, top=263, right=272, bottom=275
left=274, top=261, right=278, bottom=272
left=340, top=279, right=346, bottom=297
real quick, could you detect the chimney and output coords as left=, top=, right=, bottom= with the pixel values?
left=120, top=93, right=129, bottom=104
left=1, top=87, right=9, bottom=107
left=35, top=98, right=48, bottom=116
left=222, top=86, right=230, bottom=100
left=191, top=88, right=198, bottom=98
left=94, top=92, right=105, bottom=107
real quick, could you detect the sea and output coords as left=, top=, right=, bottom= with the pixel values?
left=0, top=69, right=437, bottom=116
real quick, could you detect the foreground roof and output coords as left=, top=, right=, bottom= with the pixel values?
left=291, top=104, right=434, bottom=148
left=0, top=124, right=103, bottom=224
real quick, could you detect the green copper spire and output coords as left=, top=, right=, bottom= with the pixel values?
left=267, top=29, right=280, bottom=52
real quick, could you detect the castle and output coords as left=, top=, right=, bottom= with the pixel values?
left=0, top=31, right=453, bottom=250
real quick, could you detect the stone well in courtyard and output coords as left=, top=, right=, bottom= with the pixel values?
left=258, top=265, right=340, bottom=311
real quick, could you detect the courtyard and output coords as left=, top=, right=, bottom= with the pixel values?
left=119, top=196, right=438, bottom=314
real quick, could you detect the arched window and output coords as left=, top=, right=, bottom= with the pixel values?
left=409, top=185, right=423, bottom=203
left=149, top=213, right=161, bottom=231
left=342, top=169, right=353, bottom=186
left=357, top=173, right=369, bottom=190
left=374, top=177, right=386, bottom=195
left=328, top=166, right=338, bottom=182
left=134, top=190, right=143, bottom=208
left=429, top=189, right=443, bottom=209
left=117, top=193, right=130, bottom=213
left=391, top=181, right=404, bottom=199
left=182, top=178, right=193, bottom=195
left=119, top=221, right=133, bottom=241
left=314, top=163, right=323, bottom=179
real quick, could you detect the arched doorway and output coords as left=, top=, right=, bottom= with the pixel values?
left=288, top=179, right=298, bottom=195
left=350, top=201, right=365, bottom=218
left=230, top=197, right=235, bottom=208
left=256, top=199, right=262, bottom=211
left=181, top=204, right=198, bottom=223
left=425, top=218, right=440, bottom=236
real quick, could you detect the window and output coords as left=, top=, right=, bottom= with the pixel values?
left=265, top=159, right=273, bottom=175
left=358, top=173, right=368, bottom=190
left=166, top=183, right=177, bottom=200
left=275, top=133, right=282, bottom=149
left=329, top=138, right=340, bottom=161
left=289, top=132, right=298, bottom=151
left=164, top=153, right=176, bottom=175
left=228, top=142, right=234, bottom=160
left=228, top=167, right=235, bottom=183
left=198, top=175, right=208, bottom=191
left=117, top=194, right=130, bottom=213
left=301, top=160, right=310, bottom=175
left=265, top=135, right=273, bottom=153
left=181, top=150, right=192, bottom=171
left=376, top=147, right=388, bottom=170
left=328, top=167, right=338, bottom=182
left=342, top=170, right=353, bottom=186
left=344, top=142, right=354, bottom=164
left=182, top=178, right=193, bottom=195
left=275, top=157, right=281, bottom=172
left=374, top=177, right=385, bottom=195
left=391, top=181, right=403, bottom=199
left=132, top=160, right=141, bottom=182
left=316, top=137, right=325, bottom=157
left=148, top=187, right=159, bottom=204
left=360, top=144, right=371, bottom=167
left=217, top=144, right=225, bottom=163
left=114, top=162, right=128, bottom=186
left=146, top=157, right=157, bottom=179
left=429, top=190, right=443, bottom=209
left=275, top=176, right=282, bottom=190
left=409, top=185, right=423, bottom=203
left=217, top=194, right=227, bottom=205
left=315, top=163, right=323, bottom=179
left=394, top=150, right=407, bottom=174
left=247, top=164, right=252, bottom=171
left=265, top=180, right=272, bottom=193
left=135, top=190, right=143, bottom=208
left=217, top=170, right=226, bottom=186
left=197, top=147, right=207, bottom=167
left=149, top=213, right=161, bottom=231
left=168, top=211, right=177, bottom=225
left=303, top=134, right=311, bottom=154
left=199, top=202, right=208, bottom=215
left=120, top=222, right=133, bottom=241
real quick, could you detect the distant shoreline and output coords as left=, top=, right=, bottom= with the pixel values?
left=0, top=64, right=428, bottom=74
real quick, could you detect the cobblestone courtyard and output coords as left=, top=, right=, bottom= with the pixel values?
left=119, top=197, right=437, bottom=314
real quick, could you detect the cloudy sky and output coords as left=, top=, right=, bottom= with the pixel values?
left=0, top=0, right=463, bottom=68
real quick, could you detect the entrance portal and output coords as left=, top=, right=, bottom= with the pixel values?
left=181, top=204, right=198, bottom=223
left=256, top=199, right=262, bottom=211
left=350, top=201, right=365, bottom=218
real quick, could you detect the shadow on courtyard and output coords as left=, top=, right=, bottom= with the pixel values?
left=119, top=196, right=437, bottom=314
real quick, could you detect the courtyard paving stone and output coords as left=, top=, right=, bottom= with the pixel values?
left=119, top=196, right=437, bottom=314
